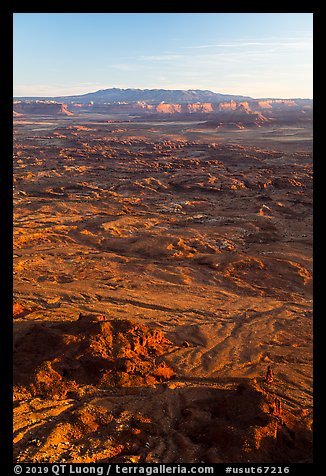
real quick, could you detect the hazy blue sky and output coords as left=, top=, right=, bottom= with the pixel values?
left=13, top=13, right=313, bottom=98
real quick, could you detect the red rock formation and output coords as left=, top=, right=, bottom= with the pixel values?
left=13, top=102, right=73, bottom=116
left=238, top=102, right=251, bottom=111
left=265, top=365, right=274, bottom=383
left=186, top=103, right=214, bottom=113
left=217, top=101, right=237, bottom=111
left=14, top=317, right=175, bottom=400
left=156, top=103, right=182, bottom=113
left=257, top=100, right=273, bottom=109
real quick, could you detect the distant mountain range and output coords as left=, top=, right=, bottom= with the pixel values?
left=13, top=88, right=313, bottom=128
left=14, top=88, right=255, bottom=104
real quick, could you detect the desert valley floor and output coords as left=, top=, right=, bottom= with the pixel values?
left=13, top=115, right=313, bottom=463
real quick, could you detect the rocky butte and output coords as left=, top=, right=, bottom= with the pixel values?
left=13, top=101, right=73, bottom=116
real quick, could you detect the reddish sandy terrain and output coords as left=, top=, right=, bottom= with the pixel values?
left=13, top=116, right=313, bottom=463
